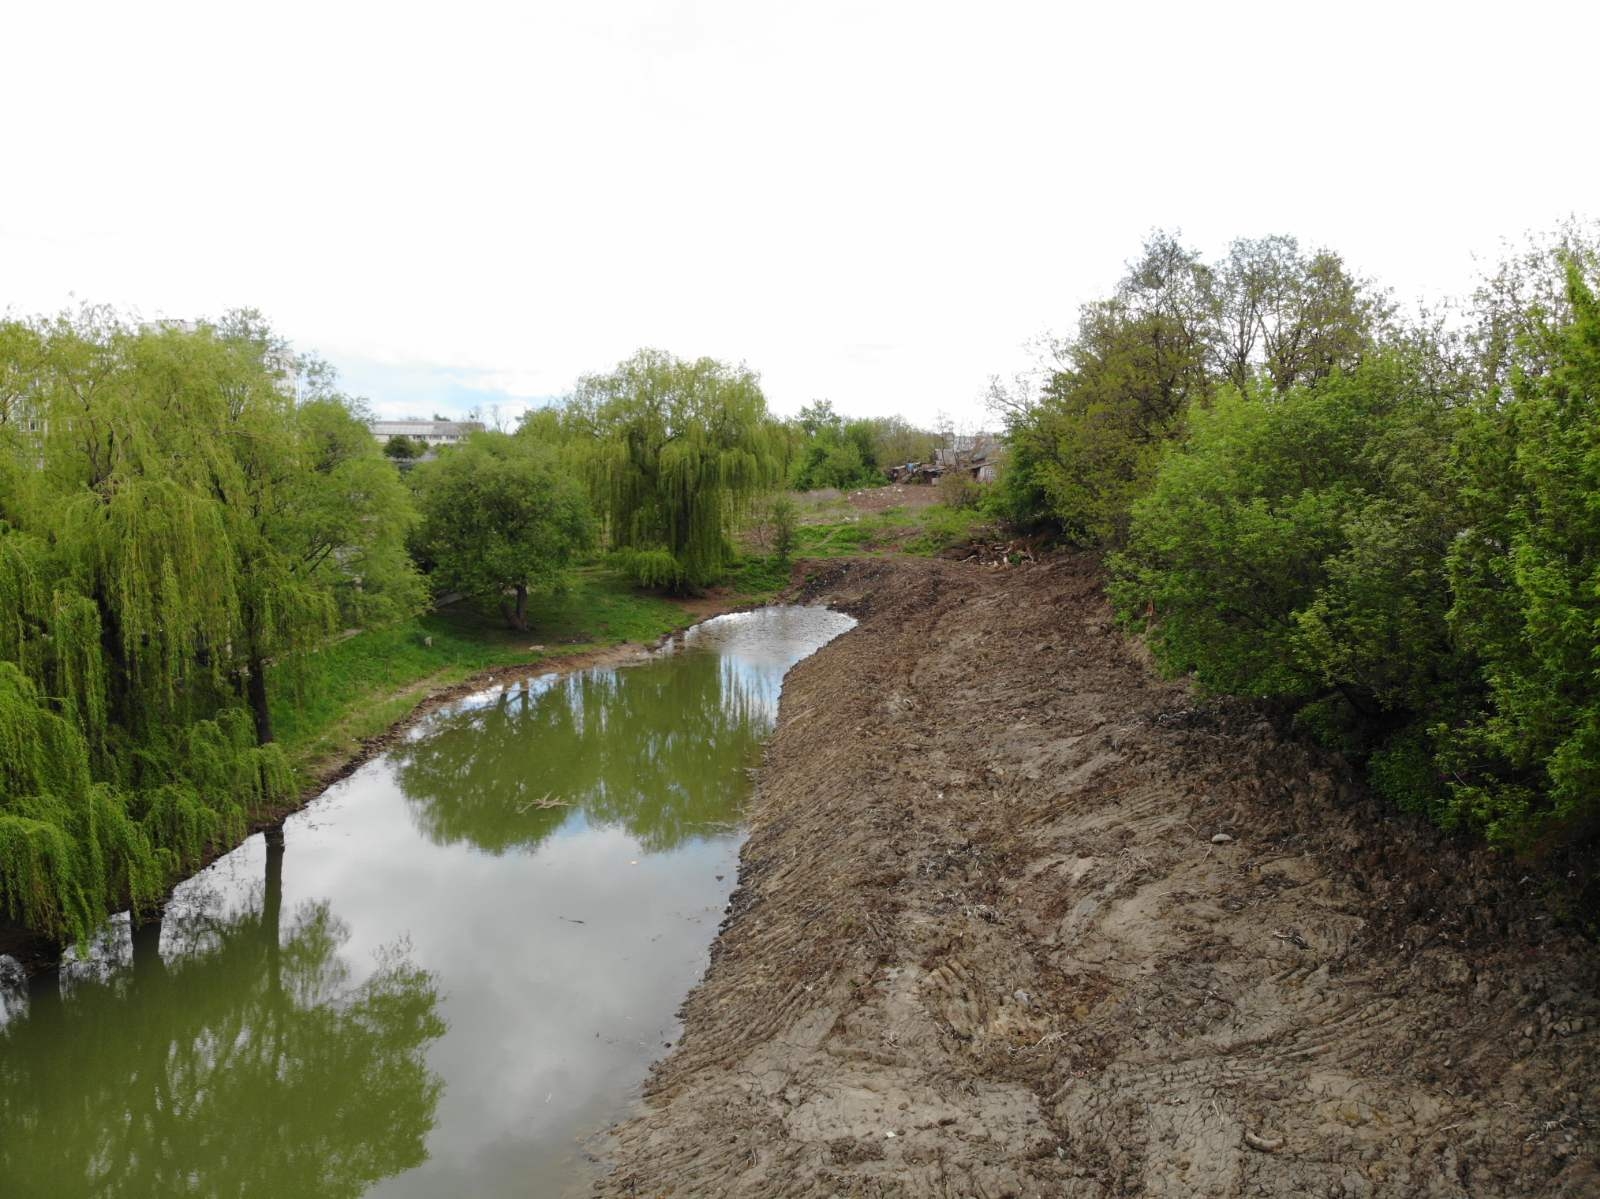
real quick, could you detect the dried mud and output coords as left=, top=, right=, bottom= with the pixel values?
left=597, top=554, right=1600, bottom=1198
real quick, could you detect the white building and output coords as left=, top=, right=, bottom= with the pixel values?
left=370, top=419, right=484, bottom=447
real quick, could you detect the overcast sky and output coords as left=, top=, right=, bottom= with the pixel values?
left=4, top=1, right=1595, bottom=426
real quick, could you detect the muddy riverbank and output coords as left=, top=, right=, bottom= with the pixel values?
left=597, top=554, right=1600, bottom=1197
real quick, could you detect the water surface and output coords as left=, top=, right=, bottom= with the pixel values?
left=0, top=606, right=854, bottom=1198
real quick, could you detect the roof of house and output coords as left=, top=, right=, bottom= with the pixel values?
left=370, top=420, right=484, bottom=438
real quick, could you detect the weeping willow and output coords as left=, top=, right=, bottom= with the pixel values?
left=0, top=309, right=419, bottom=942
left=572, top=349, right=783, bottom=591
left=0, top=664, right=159, bottom=941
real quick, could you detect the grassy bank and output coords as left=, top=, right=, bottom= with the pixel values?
left=267, top=491, right=990, bottom=783
left=793, top=497, right=990, bottom=558
left=725, top=489, right=993, bottom=594
left=269, top=567, right=719, bottom=777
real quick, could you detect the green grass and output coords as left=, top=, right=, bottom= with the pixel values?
left=725, top=555, right=793, bottom=599
left=269, top=567, right=694, bottom=772
left=786, top=503, right=990, bottom=560
left=795, top=520, right=879, bottom=555
left=901, top=505, right=989, bottom=555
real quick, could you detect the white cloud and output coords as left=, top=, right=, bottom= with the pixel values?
left=3, top=1, right=1594, bottom=427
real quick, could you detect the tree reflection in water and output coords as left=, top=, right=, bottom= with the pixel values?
left=397, top=650, right=769, bottom=854
left=0, top=828, right=446, bottom=1199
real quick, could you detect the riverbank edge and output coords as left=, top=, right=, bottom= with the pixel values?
left=592, top=553, right=1600, bottom=1197
left=2, top=584, right=775, bottom=977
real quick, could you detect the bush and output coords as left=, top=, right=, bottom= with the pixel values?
left=1438, top=264, right=1600, bottom=844
left=1112, top=261, right=1600, bottom=850
left=1109, top=352, right=1475, bottom=818
left=744, top=495, right=799, bottom=561
left=903, top=505, right=986, bottom=556
left=769, top=496, right=798, bottom=561
left=1110, top=370, right=1391, bottom=699
left=938, top=470, right=981, bottom=510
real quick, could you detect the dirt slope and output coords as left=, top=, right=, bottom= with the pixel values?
left=597, top=554, right=1600, bottom=1197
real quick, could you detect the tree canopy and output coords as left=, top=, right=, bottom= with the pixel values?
left=568, top=349, right=783, bottom=591
left=1101, top=229, right=1600, bottom=851
left=0, top=309, right=421, bottom=940
left=410, top=432, right=593, bottom=630
left=997, top=231, right=1387, bottom=544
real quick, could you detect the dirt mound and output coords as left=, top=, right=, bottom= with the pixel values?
left=597, top=554, right=1600, bottom=1197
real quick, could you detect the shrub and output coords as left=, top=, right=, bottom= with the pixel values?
left=768, top=496, right=798, bottom=561
left=938, top=470, right=981, bottom=511
left=1439, top=264, right=1600, bottom=844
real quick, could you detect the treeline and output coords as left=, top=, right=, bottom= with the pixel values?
left=0, top=321, right=929, bottom=941
left=423, top=355, right=945, bottom=608
left=782, top=400, right=941, bottom=491
left=997, top=227, right=1600, bottom=854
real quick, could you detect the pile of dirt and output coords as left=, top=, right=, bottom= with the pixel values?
left=596, top=553, right=1599, bottom=1197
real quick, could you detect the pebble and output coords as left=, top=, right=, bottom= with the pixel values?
left=1211, top=833, right=1235, bottom=844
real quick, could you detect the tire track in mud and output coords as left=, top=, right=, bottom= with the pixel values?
left=596, top=554, right=1600, bottom=1198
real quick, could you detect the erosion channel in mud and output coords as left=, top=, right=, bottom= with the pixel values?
left=0, top=605, right=855, bottom=1199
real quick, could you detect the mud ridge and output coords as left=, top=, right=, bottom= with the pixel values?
left=597, top=554, right=1600, bottom=1198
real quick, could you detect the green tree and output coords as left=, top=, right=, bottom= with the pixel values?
left=1110, top=351, right=1464, bottom=713
left=384, top=434, right=423, bottom=460
left=1212, top=235, right=1391, bottom=393
left=1466, top=221, right=1600, bottom=391
left=1007, top=232, right=1215, bottom=543
left=997, top=232, right=1390, bottom=544
left=116, top=316, right=421, bottom=744
left=796, top=399, right=840, bottom=438
left=787, top=401, right=885, bottom=490
left=571, top=349, right=783, bottom=591
left=411, top=431, right=594, bottom=630
left=1442, top=262, right=1600, bottom=843
left=0, top=308, right=417, bottom=939
left=866, top=415, right=939, bottom=469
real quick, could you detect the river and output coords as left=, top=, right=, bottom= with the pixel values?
left=0, top=605, right=854, bottom=1198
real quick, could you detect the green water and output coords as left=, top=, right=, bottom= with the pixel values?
left=0, top=606, right=854, bottom=1198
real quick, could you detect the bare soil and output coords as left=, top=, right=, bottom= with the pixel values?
left=597, top=554, right=1600, bottom=1197
left=842, top=483, right=945, bottom=514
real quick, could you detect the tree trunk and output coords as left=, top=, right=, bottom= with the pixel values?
left=247, top=654, right=274, bottom=745
left=26, top=966, right=62, bottom=1024
left=500, top=583, right=529, bottom=631
left=132, top=915, right=165, bottom=981
left=263, top=824, right=284, bottom=998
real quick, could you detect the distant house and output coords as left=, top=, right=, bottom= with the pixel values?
left=369, top=420, right=484, bottom=447
left=885, top=433, right=1004, bottom=485
left=932, top=433, right=1000, bottom=470
left=933, top=433, right=1003, bottom=483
